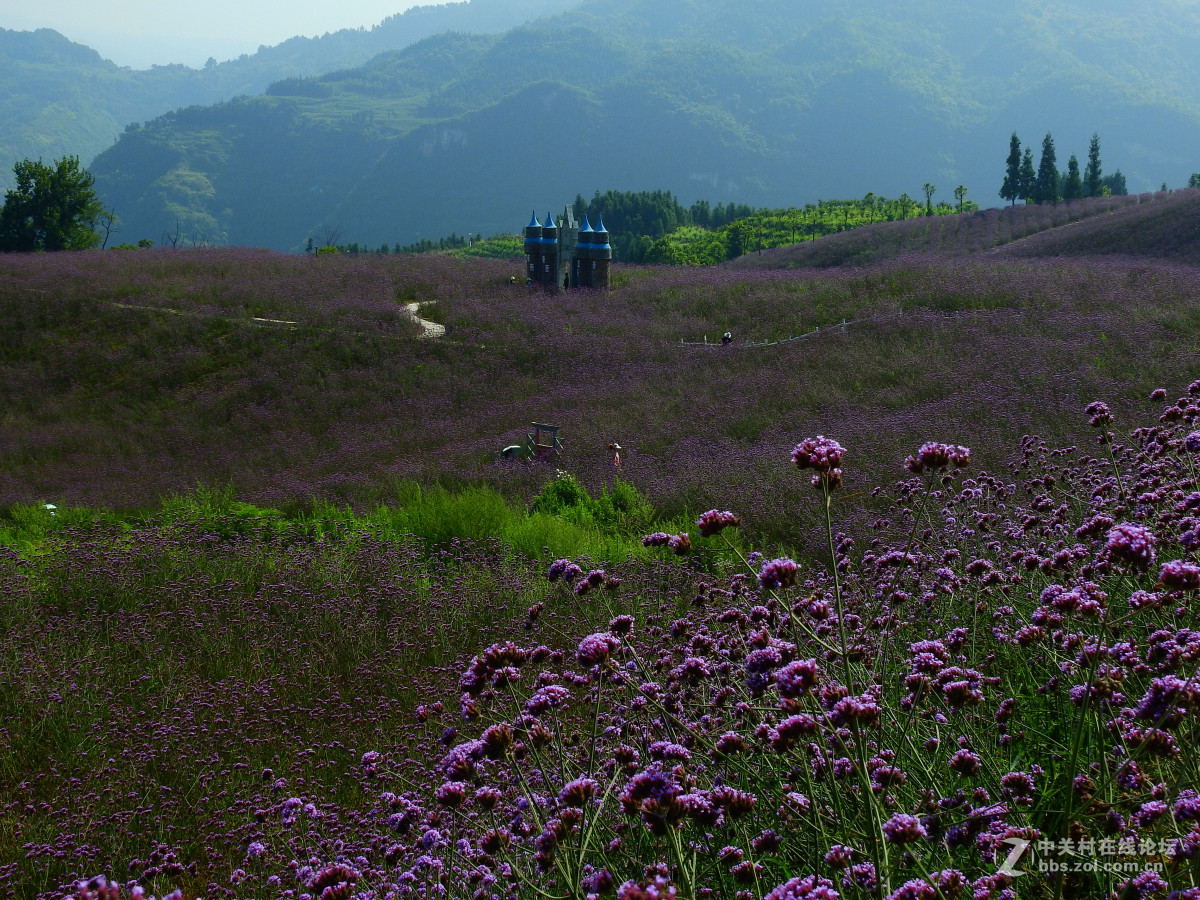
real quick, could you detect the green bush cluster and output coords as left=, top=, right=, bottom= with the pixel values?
left=530, top=472, right=655, bottom=535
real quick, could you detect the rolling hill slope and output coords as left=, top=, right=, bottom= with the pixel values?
left=727, top=188, right=1200, bottom=269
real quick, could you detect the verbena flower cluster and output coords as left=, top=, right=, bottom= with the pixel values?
left=336, top=388, right=1200, bottom=900
left=9, top=386, right=1200, bottom=897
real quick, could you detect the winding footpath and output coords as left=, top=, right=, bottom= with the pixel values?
left=405, top=302, right=445, bottom=338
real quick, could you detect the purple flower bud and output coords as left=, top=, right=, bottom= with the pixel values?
left=758, top=557, right=799, bottom=590
left=1160, top=559, right=1200, bottom=590
left=697, top=509, right=741, bottom=537
left=1103, top=522, right=1157, bottom=570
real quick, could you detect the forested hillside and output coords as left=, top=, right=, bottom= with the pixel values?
left=0, top=0, right=579, bottom=193
left=86, top=0, right=1200, bottom=251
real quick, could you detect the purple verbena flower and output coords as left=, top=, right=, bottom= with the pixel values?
left=1160, top=559, right=1200, bottom=590
left=1085, top=400, right=1113, bottom=427
left=776, top=658, right=821, bottom=698
left=1104, top=522, right=1157, bottom=570
left=758, top=557, right=800, bottom=590
left=697, top=509, right=741, bottom=537
left=948, top=749, right=982, bottom=776
left=618, top=876, right=677, bottom=900
left=619, top=769, right=687, bottom=834
left=577, top=631, right=620, bottom=667
left=904, top=442, right=970, bottom=474
left=883, top=813, right=928, bottom=843
left=764, top=874, right=840, bottom=900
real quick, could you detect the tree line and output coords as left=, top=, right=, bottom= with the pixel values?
left=1000, top=132, right=1126, bottom=206
left=3, top=152, right=1196, bottom=257
left=569, top=190, right=758, bottom=262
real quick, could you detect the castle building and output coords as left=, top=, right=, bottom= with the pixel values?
left=524, top=206, right=611, bottom=290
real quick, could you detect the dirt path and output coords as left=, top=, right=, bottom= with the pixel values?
left=405, top=302, right=445, bottom=338
left=110, top=300, right=444, bottom=339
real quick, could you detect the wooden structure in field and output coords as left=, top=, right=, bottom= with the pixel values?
left=527, top=423, right=563, bottom=460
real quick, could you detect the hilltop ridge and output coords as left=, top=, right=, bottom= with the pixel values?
left=85, top=0, right=1200, bottom=251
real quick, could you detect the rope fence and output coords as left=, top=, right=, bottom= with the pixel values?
left=675, top=306, right=1016, bottom=349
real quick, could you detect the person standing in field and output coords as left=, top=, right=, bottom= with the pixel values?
left=609, top=442, right=623, bottom=470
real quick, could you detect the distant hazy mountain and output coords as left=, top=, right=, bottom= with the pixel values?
left=0, top=0, right=582, bottom=193
left=87, top=0, right=1200, bottom=251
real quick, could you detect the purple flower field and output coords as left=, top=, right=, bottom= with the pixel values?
left=4, top=234, right=1200, bottom=545
left=6, top=387, right=1200, bottom=898
left=1, top=517, right=700, bottom=897
left=3, top=204, right=1200, bottom=898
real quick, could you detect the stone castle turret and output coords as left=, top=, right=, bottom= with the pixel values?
left=524, top=205, right=610, bottom=291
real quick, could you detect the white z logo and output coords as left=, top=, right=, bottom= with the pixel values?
left=996, top=837, right=1030, bottom=877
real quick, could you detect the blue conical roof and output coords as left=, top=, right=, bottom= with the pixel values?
left=580, top=215, right=593, bottom=232
left=528, top=210, right=541, bottom=228
left=544, top=212, right=556, bottom=228
left=594, top=215, right=607, bottom=233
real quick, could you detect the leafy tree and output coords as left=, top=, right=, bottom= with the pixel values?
left=1062, top=154, right=1083, bottom=200
left=0, top=156, right=108, bottom=251
left=724, top=221, right=752, bottom=259
left=1034, top=133, right=1059, bottom=204
left=1000, top=132, right=1022, bottom=206
left=1101, top=170, right=1127, bottom=196
left=1084, top=133, right=1103, bottom=197
left=954, top=185, right=968, bottom=213
left=1188, top=173, right=1200, bottom=188
left=1019, top=148, right=1036, bottom=203
left=922, top=182, right=936, bottom=216
left=862, top=192, right=878, bottom=222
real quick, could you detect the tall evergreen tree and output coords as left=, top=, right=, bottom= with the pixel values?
left=1034, top=133, right=1059, bottom=204
left=1000, top=132, right=1022, bottom=206
left=1019, top=148, right=1036, bottom=203
left=1063, top=155, right=1083, bottom=200
left=1084, top=133, right=1103, bottom=198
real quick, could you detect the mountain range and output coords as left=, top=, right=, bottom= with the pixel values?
left=10, top=0, right=1200, bottom=251
left=0, top=0, right=578, bottom=194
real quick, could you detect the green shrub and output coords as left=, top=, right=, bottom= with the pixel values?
left=530, top=472, right=594, bottom=518
left=593, top=478, right=656, bottom=533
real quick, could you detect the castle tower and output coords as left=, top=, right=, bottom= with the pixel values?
left=523, top=211, right=542, bottom=283
left=539, top=210, right=559, bottom=288
left=591, top=214, right=612, bottom=290
left=574, top=214, right=595, bottom=288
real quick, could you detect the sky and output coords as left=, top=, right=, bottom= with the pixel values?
left=1, top=0, right=428, bottom=68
